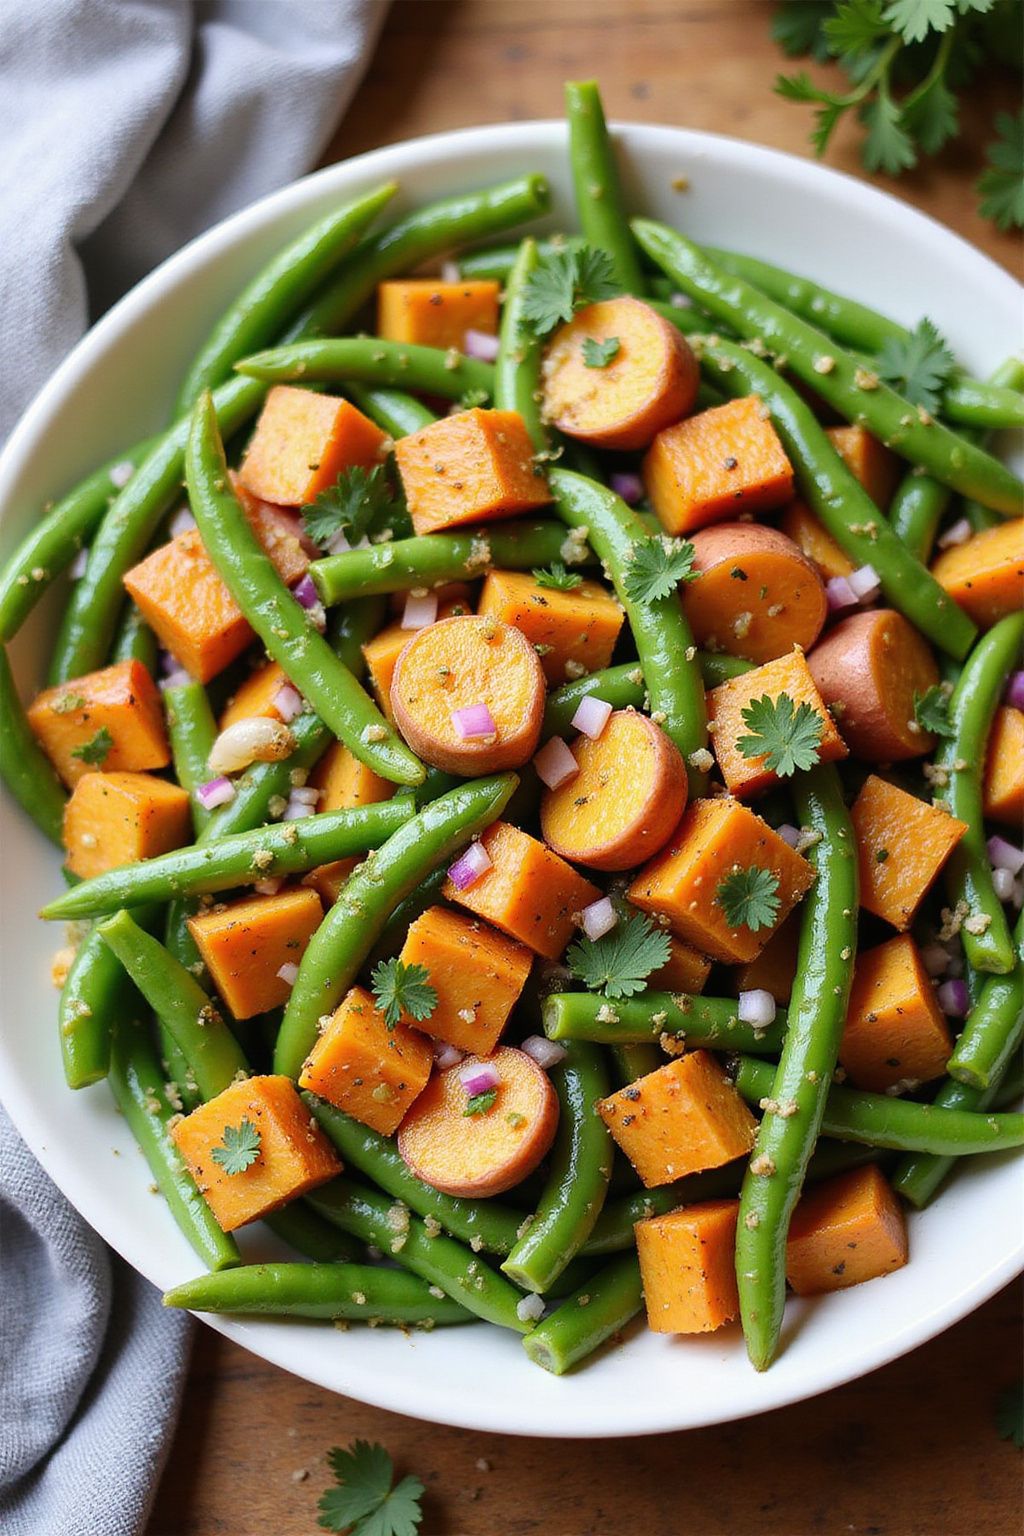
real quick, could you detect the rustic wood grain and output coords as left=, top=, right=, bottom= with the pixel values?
left=150, top=3, right=1023, bottom=1530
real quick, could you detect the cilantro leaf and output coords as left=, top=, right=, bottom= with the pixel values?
left=457, top=386, right=489, bottom=411
left=520, top=245, right=621, bottom=337
left=370, top=958, right=437, bottom=1029
left=995, top=1381, right=1024, bottom=1450
left=772, top=0, right=834, bottom=59
left=977, top=109, right=1024, bottom=232
left=303, top=466, right=399, bottom=551
left=464, top=1089, right=498, bottom=1117
left=824, top=0, right=891, bottom=55
left=622, top=536, right=697, bottom=604
left=210, top=1118, right=261, bottom=1176
left=736, top=693, right=825, bottom=777
left=774, top=70, right=830, bottom=105
left=532, top=562, right=583, bottom=591
left=876, top=318, right=956, bottom=412
left=901, top=70, right=959, bottom=155
left=860, top=91, right=918, bottom=175
left=318, top=1440, right=424, bottom=1536
left=883, top=0, right=956, bottom=43
left=70, top=726, right=113, bottom=767
left=716, top=866, right=782, bottom=932
left=582, top=335, right=621, bottom=368
left=567, top=909, right=671, bottom=1000
left=913, top=683, right=956, bottom=737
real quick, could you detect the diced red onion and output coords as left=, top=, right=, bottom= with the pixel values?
left=737, top=988, right=777, bottom=1027
left=521, top=1035, right=568, bottom=1069
left=109, top=459, right=136, bottom=489
left=282, top=792, right=316, bottom=821
left=992, top=867, right=1016, bottom=902
left=463, top=328, right=500, bottom=362
left=447, top=841, right=492, bottom=890
left=169, top=506, right=197, bottom=537
left=826, top=575, right=859, bottom=613
left=669, top=292, right=691, bottom=310
left=459, top=1059, right=500, bottom=1096
left=777, top=823, right=801, bottom=848
left=848, top=564, right=881, bottom=602
left=402, top=591, right=438, bottom=630
left=516, top=1292, right=546, bottom=1323
left=440, top=260, right=460, bottom=284
left=289, top=785, right=320, bottom=806
left=69, top=547, right=89, bottom=579
left=195, top=776, right=235, bottom=811
left=988, top=835, right=1024, bottom=875
left=610, top=472, right=644, bottom=505
left=254, top=877, right=283, bottom=896
left=1005, top=671, right=1024, bottom=711
left=327, top=528, right=353, bottom=555
left=276, top=962, right=299, bottom=986
left=292, top=574, right=319, bottom=609
left=433, top=1041, right=464, bottom=1070
left=571, top=694, right=612, bottom=740
left=920, top=943, right=950, bottom=978
left=159, top=648, right=182, bottom=677
left=452, top=703, right=496, bottom=740
left=533, top=736, right=579, bottom=790
left=581, top=896, right=617, bottom=942
left=937, top=517, right=972, bottom=549
left=937, top=978, right=969, bottom=1018
left=159, top=668, right=191, bottom=691
left=273, top=684, right=304, bottom=723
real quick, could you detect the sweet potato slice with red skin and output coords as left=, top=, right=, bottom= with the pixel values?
left=682, top=523, right=827, bottom=664
left=808, top=609, right=940, bottom=762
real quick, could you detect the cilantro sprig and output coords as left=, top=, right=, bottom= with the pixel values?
left=532, top=561, right=583, bottom=591
left=210, top=1118, right=261, bottom=1176
left=318, top=1440, right=423, bottom=1536
left=567, top=909, right=671, bottom=1000
left=716, top=866, right=781, bottom=933
left=520, top=245, right=621, bottom=337
left=622, top=535, right=697, bottom=604
left=303, top=466, right=400, bottom=551
left=370, top=958, right=437, bottom=1030
left=736, top=692, right=825, bottom=777
left=876, top=318, right=956, bottom=414
left=913, top=682, right=955, bottom=737
left=582, top=335, right=621, bottom=368
left=70, top=726, right=114, bottom=767
left=464, top=1089, right=498, bottom=1117
left=978, top=110, right=1024, bottom=232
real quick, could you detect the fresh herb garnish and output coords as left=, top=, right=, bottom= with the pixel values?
left=464, top=1089, right=498, bottom=1117
left=302, top=465, right=399, bottom=551
left=716, top=866, right=782, bottom=932
left=622, top=535, right=697, bottom=604
left=520, top=245, right=621, bottom=337
left=210, top=1118, right=261, bottom=1176
left=736, top=692, right=825, bottom=777
left=70, top=726, right=113, bottom=766
left=995, top=1381, right=1024, bottom=1449
left=978, top=110, right=1024, bottom=233
left=318, top=1440, right=424, bottom=1535
left=457, top=386, right=490, bottom=411
left=582, top=335, right=621, bottom=368
left=370, top=958, right=437, bottom=1030
left=913, top=682, right=956, bottom=737
left=876, top=318, right=956, bottom=414
left=532, top=561, right=583, bottom=591
left=567, top=909, right=671, bottom=999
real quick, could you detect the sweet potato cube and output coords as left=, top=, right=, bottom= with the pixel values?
left=706, top=649, right=847, bottom=799
left=170, top=1074, right=341, bottom=1232
left=642, top=396, right=794, bottom=536
left=188, top=889, right=323, bottom=1020
left=779, top=499, right=854, bottom=579
left=786, top=1164, right=908, bottom=1296
left=443, top=820, right=600, bottom=959
left=219, top=661, right=292, bottom=729
left=840, top=935, right=952, bottom=1092
left=398, top=906, right=532, bottom=1053
left=826, top=425, right=899, bottom=510
left=983, top=706, right=1024, bottom=827
left=28, top=659, right=170, bottom=788
left=238, top=385, right=388, bottom=507
left=851, top=775, right=967, bottom=931
left=477, top=569, right=624, bottom=685
left=635, top=1199, right=740, bottom=1333
left=649, top=935, right=711, bottom=995
left=302, top=743, right=395, bottom=905
left=63, top=771, right=190, bottom=879
left=298, top=984, right=433, bottom=1135
left=377, top=279, right=500, bottom=350
left=628, top=798, right=814, bottom=964
left=931, top=520, right=1024, bottom=628
left=394, top=409, right=552, bottom=536
left=735, top=913, right=800, bottom=1004
left=597, top=1051, right=757, bottom=1187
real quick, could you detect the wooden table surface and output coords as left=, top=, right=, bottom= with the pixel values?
left=150, top=4, right=1022, bottom=1531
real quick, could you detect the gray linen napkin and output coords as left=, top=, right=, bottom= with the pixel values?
left=0, top=2, right=386, bottom=1530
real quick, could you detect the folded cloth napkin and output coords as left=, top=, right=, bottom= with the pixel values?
left=0, top=2, right=386, bottom=1530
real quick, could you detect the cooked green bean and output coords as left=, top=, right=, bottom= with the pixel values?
left=540, top=654, right=750, bottom=741
left=110, top=603, right=158, bottom=671
left=261, top=1204, right=361, bottom=1265
left=566, top=80, right=645, bottom=293
left=163, top=1261, right=472, bottom=1324
left=609, top=1043, right=662, bottom=1085
left=947, top=909, right=1024, bottom=1088
left=457, top=237, right=583, bottom=283
left=58, top=901, right=160, bottom=1090
left=343, top=383, right=436, bottom=439
left=236, top=336, right=494, bottom=399
left=523, top=1251, right=643, bottom=1375
left=542, top=991, right=788, bottom=1054
left=493, top=238, right=549, bottom=449
left=0, top=647, right=65, bottom=845
left=164, top=681, right=219, bottom=836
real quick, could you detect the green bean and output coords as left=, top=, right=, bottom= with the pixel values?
left=295, top=175, right=551, bottom=337
left=523, top=1251, right=643, bottom=1375
left=891, top=1060, right=1022, bottom=1209
left=307, top=1177, right=531, bottom=1332
left=110, top=604, right=158, bottom=671
left=58, top=901, right=160, bottom=1089
left=0, top=647, right=65, bottom=844
left=275, top=772, right=517, bottom=1077
left=735, top=764, right=858, bottom=1371
left=327, top=593, right=389, bottom=676
left=995, top=1051, right=1024, bottom=1108
left=41, top=798, right=413, bottom=920
left=502, top=1041, right=613, bottom=1293
left=164, top=681, right=219, bottom=835
left=261, top=1204, right=361, bottom=1264
left=542, top=990, right=788, bottom=1054
left=236, top=337, right=494, bottom=400
left=935, top=613, right=1024, bottom=974
left=343, top=383, right=436, bottom=439
left=609, top=1043, right=662, bottom=1085
left=163, top=1260, right=471, bottom=1324
left=108, top=1018, right=240, bottom=1271
left=175, top=182, right=397, bottom=414
left=566, top=81, right=645, bottom=294
left=540, top=655, right=750, bottom=742
left=653, top=306, right=978, bottom=659
left=549, top=468, right=708, bottom=790
left=939, top=377, right=1024, bottom=431
left=494, top=238, right=549, bottom=449
left=185, top=391, right=423, bottom=786
left=698, top=651, right=756, bottom=686
left=457, top=237, right=583, bottom=284
left=635, top=223, right=1023, bottom=516
left=947, top=910, right=1024, bottom=1088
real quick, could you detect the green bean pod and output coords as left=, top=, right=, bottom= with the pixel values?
left=343, top=383, right=436, bottom=439
left=0, top=646, right=65, bottom=845
left=565, top=80, right=645, bottom=294
left=457, top=237, right=583, bottom=283
left=493, top=238, right=549, bottom=449
left=523, top=1251, right=643, bottom=1375
left=891, top=1072, right=1019, bottom=1210
left=57, top=901, right=160, bottom=1089
left=261, top=1204, right=361, bottom=1264
left=542, top=990, right=788, bottom=1054
left=541, top=654, right=750, bottom=741
left=946, top=910, right=1024, bottom=1089
left=164, top=680, right=219, bottom=835
left=275, top=772, right=517, bottom=1077
left=609, top=1043, right=662, bottom=1085
left=237, top=337, right=494, bottom=400
left=163, top=1260, right=471, bottom=1324
left=110, top=604, right=158, bottom=671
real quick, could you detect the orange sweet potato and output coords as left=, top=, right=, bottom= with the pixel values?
left=826, top=425, right=900, bottom=510
left=642, top=395, right=794, bottom=536
left=598, top=1050, right=757, bottom=1187
left=28, top=659, right=169, bottom=788
left=931, top=519, right=1024, bottom=628
left=779, top=499, right=854, bottom=581
left=541, top=296, right=699, bottom=450
left=298, top=984, right=433, bottom=1135
left=187, top=888, right=323, bottom=1020
left=238, top=385, right=388, bottom=506
left=477, top=568, right=624, bottom=686
left=219, top=661, right=292, bottom=729
left=398, top=905, right=532, bottom=1053
left=983, top=706, right=1024, bottom=827
left=706, top=649, right=847, bottom=799
left=540, top=710, right=688, bottom=871
left=443, top=820, right=601, bottom=959
left=170, top=1074, right=341, bottom=1232
left=63, top=771, right=191, bottom=879
left=649, top=935, right=711, bottom=995
left=396, top=1045, right=558, bottom=1198
left=635, top=1199, right=740, bottom=1333
left=394, top=408, right=552, bottom=536
left=377, top=278, right=500, bottom=350
left=734, top=912, right=800, bottom=1005
left=301, top=742, right=396, bottom=905
left=785, top=1164, right=908, bottom=1296
left=390, top=614, right=546, bottom=775
left=362, top=596, right=469, bottom=725
left=851, top=774, right=968, bottom=931
left=840, top=934, right=952, bottom=1092
left=681, top=524, right=828, bottom=664
left=808, top=609, right=940, bottom=762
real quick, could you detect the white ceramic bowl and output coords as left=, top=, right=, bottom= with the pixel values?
left=1, top=122, right=1021, bottom=1439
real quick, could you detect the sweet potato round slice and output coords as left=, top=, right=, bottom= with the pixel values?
left=397, top=1046, right=558, bottom=1198
left=808, top=608, right=939, bottom=762
left=540, top=710, right=688, bottom=871
left=682, top=523, right=828, bottom=663
left=541, top=296, right=699, bottom=451
left=391, top=614, right=545, bottom=775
